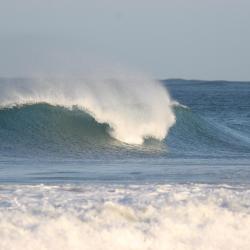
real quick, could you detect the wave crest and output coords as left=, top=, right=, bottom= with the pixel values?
left=0, top=74, right=175, bottom=144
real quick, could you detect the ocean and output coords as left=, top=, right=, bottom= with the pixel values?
left=0, top=77, right=250, bottom=249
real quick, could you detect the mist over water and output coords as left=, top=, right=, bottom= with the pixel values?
left=0, top=73, right=175, bottom=145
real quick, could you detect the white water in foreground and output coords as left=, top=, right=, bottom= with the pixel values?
left=1, top=184, right=250, bottom=250
left=0, top=73, right=175, bottom=144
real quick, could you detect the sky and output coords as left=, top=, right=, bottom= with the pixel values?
left=0, top=0, right=250, bottom=80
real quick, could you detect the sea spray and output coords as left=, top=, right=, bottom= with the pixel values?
left=0, top=73, right=175, bottom=144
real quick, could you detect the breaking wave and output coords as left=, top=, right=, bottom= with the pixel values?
left=1, top=103, right=250, bottom=158
left=0, top=74, right=175, bottom=145
left=1, top=76, right=250, bottom=158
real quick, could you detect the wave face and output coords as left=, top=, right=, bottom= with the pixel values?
left=1, top=78, right=250, bottom=161
left=0, top=75, right=175, bottom=145
left=1, top=101, right=250, bottom=160
left=1, top=184, right=250, bottom=250
left=167, top=105, right=250, bottom=156
left=165, top=80, right=250, bottom=158
left=0, top=78, right=250, bottom=164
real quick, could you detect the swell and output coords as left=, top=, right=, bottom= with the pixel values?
left=0, top=103, right=250, bottom=157
left=0, top=75, right=175, bottom=145
left=167, top=106, right=250, bottom=155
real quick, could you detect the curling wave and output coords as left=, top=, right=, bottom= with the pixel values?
left=1, top=103, right=250, bottom=158
left=1, top=77, right=250, bottom=159
left=0, top=75, right=175, bottom=145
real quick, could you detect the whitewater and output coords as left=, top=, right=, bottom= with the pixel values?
left=0, top=76, right=250, bottom=250
left=1, top=184, right=250, bottom=250
left=0, top=74, right=175, bottom=145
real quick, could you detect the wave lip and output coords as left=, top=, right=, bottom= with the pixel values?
left=0, top=75, right=175, bottom=145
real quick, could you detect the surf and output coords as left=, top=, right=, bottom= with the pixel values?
left=1, top=77, right=250, bottom=159
left=1, top=183, right=250, bottom=250
left=0, top=74, right=175, bottom=145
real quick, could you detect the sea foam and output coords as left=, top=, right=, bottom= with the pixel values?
left=0, top=184, right=250, bottom=250
left=0, top=73, right=175, bottom=144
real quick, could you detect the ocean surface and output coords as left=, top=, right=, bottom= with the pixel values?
left=0, top=77, right=250, bottom=249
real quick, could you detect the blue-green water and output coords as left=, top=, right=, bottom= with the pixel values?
left=0, top=79, right=249, bottom=184
left=1, top=78, right=250, bottom=250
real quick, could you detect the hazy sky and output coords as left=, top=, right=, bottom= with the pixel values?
left=1, top=0, right=250, bottom=80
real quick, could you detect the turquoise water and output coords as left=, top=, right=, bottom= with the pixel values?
left=0, top=79, right=250, bottom=184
